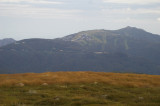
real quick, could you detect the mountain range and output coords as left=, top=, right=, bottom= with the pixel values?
left=0, top=26, right=160, bottom=74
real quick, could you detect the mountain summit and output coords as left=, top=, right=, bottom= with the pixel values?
left=62, top=26, right=160, bottom=52
left=0, top=27, right=160, bottom=74
left=63, top=26, right=159, bottom=43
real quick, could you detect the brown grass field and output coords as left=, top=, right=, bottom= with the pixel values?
left=1, top=71, right=160, bottom=105
left=0, top=71, right=160, bottom=87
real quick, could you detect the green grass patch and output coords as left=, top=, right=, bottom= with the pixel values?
left=0, top=83, right=160, bottom=106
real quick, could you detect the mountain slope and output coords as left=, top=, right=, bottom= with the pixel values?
left=63, top=26, right=160, bottom=63
left=0, top=27, right=160, bottom=74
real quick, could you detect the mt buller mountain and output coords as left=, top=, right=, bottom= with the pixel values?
left=0, top=26, right=160, bottom=74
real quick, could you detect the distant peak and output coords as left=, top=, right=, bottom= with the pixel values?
left=124, top=26, right=137, bottom=29
left=126, top=26, right=132, bottom=28
left=3, top=38, right=15, bottom=40
left=118, top=26, right=146, bottom=32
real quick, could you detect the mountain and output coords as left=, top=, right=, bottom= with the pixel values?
left=0, top=38, right=16, bottom=47
left=63, top=26, right=160, bottom=61
left=0, top=26, right=160, bottom=74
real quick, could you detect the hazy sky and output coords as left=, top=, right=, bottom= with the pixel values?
left=0, top=0, right=160, bottom=40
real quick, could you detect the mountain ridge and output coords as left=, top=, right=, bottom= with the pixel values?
left=63, top=26, right=160, bottom=43
left=0, top=26, right=160, bottom=74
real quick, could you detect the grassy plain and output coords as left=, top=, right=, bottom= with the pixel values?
left=0, top=71, right=160, bottom=106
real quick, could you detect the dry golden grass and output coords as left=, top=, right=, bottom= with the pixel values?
left=0, top=71, right=160, bottom=87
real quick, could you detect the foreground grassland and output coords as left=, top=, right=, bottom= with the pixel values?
left=0, top=71, right=160, bottom=106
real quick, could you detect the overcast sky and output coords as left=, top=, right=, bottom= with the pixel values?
left=0, top=0, right=160, bottom=40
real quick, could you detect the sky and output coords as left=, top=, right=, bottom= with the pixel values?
left=0, top=0, right=160, bottom=40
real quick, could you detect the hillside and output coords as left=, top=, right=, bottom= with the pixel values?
left=0, top=72, right=160, bottom=105
left=0, top=27, right=160, bottom=74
